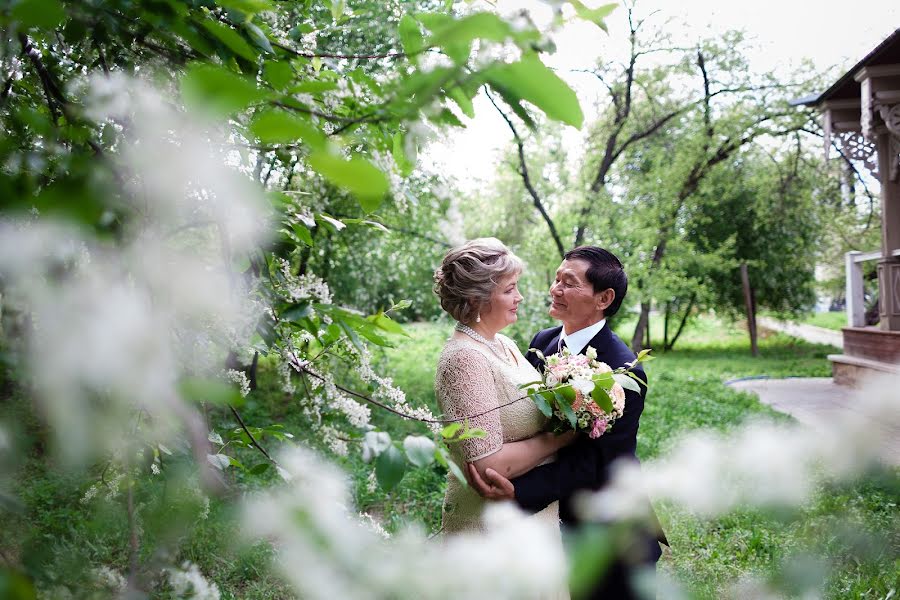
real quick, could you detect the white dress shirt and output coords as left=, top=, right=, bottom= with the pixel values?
left=560, top=319, right=606, bottom=355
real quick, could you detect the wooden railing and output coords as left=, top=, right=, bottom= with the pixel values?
left=846, top=249, right=900, bottom=326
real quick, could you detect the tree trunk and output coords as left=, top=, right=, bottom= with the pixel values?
left=740, top=263, right=758, bottom=356
left=631, top=301, right=650, bottom=351
left=663, top=301, right=671, bottom=351
left=665, top=293, right=696, bottom=351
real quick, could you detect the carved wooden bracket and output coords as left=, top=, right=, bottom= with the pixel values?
left=833, top=130, right=880, bottom=179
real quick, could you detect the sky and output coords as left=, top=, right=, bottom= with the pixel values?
left=423, top=0, right=900, bottom=190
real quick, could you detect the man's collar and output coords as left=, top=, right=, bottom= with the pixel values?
left=561, top=319, right=606, bottom=355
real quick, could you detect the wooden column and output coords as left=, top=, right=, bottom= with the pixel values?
left=876, top=132, right=900, bottom=330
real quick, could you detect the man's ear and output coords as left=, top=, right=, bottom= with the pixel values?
left=596, top=288, right=615, bottom=313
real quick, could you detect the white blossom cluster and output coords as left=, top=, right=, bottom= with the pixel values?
left=242, top=446, right=567, bottom=599
left=354, top=345, right=439, bottom=433
left=278, top=258, right=333, bottom=304
left=164, top=561, right=221, bottom=600
left=579, top=373, right=900, bottom=522
left=0, top=75, right=269, bottom=464
left=223, top=369, right=251, bottom=398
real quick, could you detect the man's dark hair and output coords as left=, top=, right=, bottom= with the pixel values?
left=564, top=246, right=628, bottom=317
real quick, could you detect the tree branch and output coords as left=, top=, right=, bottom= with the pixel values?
left=486, top=89, right=566, bottom=259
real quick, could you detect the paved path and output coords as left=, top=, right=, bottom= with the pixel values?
left=728, top=377, right=900, bottom=467
left=757, top=316, right=843, bottom=349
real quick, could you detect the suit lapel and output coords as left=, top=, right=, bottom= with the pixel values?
left=583, top=323, right=613, bottom=359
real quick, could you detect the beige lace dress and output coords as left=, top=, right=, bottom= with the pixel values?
left=435, top=334, right=562, bottom=534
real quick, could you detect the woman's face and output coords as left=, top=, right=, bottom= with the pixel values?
left=480, top=272, right=523, bottom=333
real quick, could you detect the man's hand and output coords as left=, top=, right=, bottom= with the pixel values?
left=466, top=463, right=515, bottom=501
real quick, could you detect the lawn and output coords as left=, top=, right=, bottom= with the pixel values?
left=2, top=314, right=897, bottom=598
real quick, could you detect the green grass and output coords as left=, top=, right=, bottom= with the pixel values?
left=801, top=311, right=847, bottom=331
left=3, top=315, right=897, bottom=598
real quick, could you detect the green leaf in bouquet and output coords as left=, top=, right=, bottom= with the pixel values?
left=613, top=372, right=641, bottom=393
left=635, top=348, right=655, bottom=362
left=531, top=391, right=553, bottom=417
left=591, top=385, right=613, bottom=414
left=557, top=384, right=577, bottom=404
left=554, top=391, right=577, bottom=428
left=403, top=435, right=436, bottom=467
left=592, top=372, right=614, bottom=387
left=518, top=380, right=544, bottom=389
left=375, top=444, right=407, bottom=491
left=626, top=370, right=648, bottom=387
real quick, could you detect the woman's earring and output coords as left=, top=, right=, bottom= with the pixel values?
left=476, top=313, right=481, bottom=323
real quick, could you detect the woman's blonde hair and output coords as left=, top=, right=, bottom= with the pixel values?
left=433, top=237, right=523, bottom=324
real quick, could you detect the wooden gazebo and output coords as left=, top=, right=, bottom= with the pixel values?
left=798, top=28, right=900, bottom=385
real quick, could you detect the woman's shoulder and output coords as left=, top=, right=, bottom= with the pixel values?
left=438, top=337, right=492, bottom=366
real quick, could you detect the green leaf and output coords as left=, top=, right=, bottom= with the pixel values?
left=227, top=456, right=246, bottom=470
left=289, top=81, right=338, bottom=94
left=626, top=370, right=648, bottom=387
left=221, top=0, right=274, bottom=14
left=591, top=385, right=614, bottom=413
left=11, top=0, right=65, bottom=30
left=436, top=447, right=467, bottom=486
left=441, top=422, right=462, bottom=439
left=484, top=53, right=584, bottom=127
left=613, top=373, right=641, bottom=393
left=392, top=132, right=415, bottom=176
left=330, top=0, right=345, bottom=21
left=555, top=391, right=578, bottom=427
left=249, top=462, right=271, bottom=475
left=403, top=435, right=437, bottom=467
left=249, top=108, right=325, bottom=148
left=179, top=377, right=243, bottom=407
left=427, top=12, right=512, bottom=48
left=398, top=14, right=424, bottom=56
left=263, top=61, right=294, bottom=90
left=317, top=214, right=346, bottom=232
left=290, top=222, right=314, bottom=247
left=181, top=63, right=269, bottom=117
left=201, top=19, right=259, bottom=61
left=370, top=312, right=409, bottom=337
left=307, top=152, right=389, bottom=212
left=532, top=391, right=553, bottom=417
left=447, top=86, right=475, bottom=118
left=570, top=1, right=617, bottom=31
left=244, top=22, right=274, bottom=54
left=557, top=384, right=577, bottom=404
left=375, top=445, right=407, bottom=491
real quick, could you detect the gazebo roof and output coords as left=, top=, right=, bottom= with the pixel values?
left=794, top=27, right=900, bottom=106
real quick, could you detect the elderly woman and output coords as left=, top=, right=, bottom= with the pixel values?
left=433, top=238, right=575, bottom=539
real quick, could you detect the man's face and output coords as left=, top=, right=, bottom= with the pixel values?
left=548, top=258, right=608, bottom=331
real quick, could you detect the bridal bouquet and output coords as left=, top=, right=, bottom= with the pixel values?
left=523, top=347, right=651, bottom=439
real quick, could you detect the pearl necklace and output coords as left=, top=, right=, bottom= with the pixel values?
left=455, top=322, right=510, bottom=364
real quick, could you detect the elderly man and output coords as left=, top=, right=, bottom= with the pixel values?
left=467, top=246, right=666, bottom=600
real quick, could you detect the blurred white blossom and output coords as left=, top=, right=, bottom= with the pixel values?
left=243, top=447, right=567, bottom=600
left=579, top=374, right=900, bottom=521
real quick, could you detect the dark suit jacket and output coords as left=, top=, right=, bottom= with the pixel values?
left=512, top=323, right=665, bottom=561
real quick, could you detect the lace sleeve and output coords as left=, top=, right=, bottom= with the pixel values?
left=435, top=346, right=503, bottom=461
